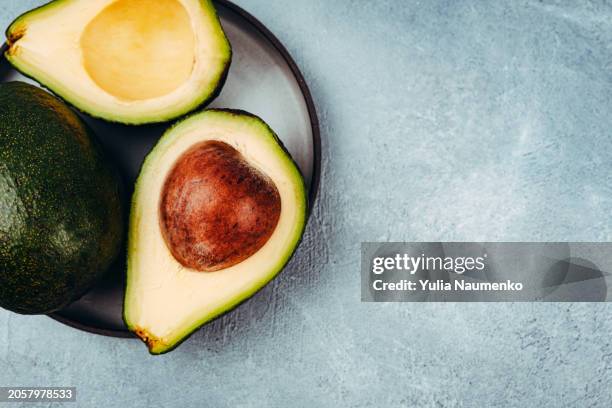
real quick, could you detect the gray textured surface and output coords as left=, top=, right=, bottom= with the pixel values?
left=2, top=0, right=612, bottom=407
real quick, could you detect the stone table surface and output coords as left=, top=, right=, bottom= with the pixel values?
left=3, top=0, right=612, bottom=407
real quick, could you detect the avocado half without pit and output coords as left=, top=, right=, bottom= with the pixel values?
left=5, top=0, right=231, bottom=124
left=125, top=110, right=307, bottom=354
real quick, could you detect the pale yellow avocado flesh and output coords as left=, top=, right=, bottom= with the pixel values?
left=81, top=0, right=196, bottom=101
left=125, top=110, right=307, bottom=354
left=6, top=0, right=230, bottom=124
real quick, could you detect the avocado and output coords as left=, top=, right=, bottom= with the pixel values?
left=0, top=81, right=124, bottom=314
left=124, top=109, right=307, bottom=354
left=5, top=0, right=231, bottom=125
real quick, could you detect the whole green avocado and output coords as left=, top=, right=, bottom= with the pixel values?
left=0, top=81, right=124, bottom=314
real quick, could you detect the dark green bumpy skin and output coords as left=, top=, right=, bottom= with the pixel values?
left=0, top=81, right=124, bottom=314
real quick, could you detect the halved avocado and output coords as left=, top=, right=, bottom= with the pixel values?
left=5, top=0, right=231, bottom=125
left=125, top=109, right=307, bottom=354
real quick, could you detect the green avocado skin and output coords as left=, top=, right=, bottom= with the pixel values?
left=0, top=81, right=124, bottom=314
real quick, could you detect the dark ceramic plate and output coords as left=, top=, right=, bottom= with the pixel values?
left=0, top=0, right=320, bottom=338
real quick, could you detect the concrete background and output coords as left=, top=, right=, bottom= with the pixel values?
left=3, top=0, right=612, bottom=406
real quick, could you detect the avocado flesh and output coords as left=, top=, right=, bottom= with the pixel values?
left=0, top=82, right=123, bottom=314
left=125, top=110, right=307, bottom=354
left=5, top=0, right=231, bottom=124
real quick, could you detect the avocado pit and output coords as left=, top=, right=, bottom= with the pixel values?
left=160, top=140, right=281, bottom=272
